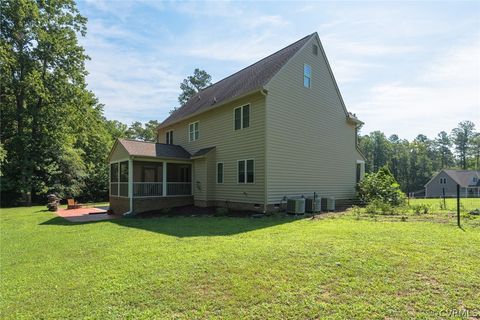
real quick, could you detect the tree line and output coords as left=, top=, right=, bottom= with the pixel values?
left=0, top=0, right=211, bottom=206
left=358, top=120, right=479, bottom=193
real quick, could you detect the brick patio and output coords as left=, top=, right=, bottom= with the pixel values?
left=56, top=207, right=116, bottom=222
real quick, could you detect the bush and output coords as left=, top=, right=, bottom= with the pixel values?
left=357, top=166, right=406, bottom=206
left=215, top=207, right=229, bottom=216
left=410, top=204, right=430, bottom=215
left=365, top=199, right=399, bottom=215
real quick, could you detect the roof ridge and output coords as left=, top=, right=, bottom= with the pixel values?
left=197, top=33, right=315, bottom=94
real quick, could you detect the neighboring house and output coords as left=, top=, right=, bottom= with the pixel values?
left=108, top=32, right=366, bottom=215
left=425, top=169, right=480, bottom=198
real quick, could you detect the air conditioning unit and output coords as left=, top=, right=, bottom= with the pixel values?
left=305, top=197, right=321, bottom=213
left=322, top=197, right=335, bottom=211
left=287, top=198, right=305, bottom=214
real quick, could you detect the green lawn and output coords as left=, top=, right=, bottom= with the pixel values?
left=1, top=206, right=479, bottom=319
left=408, top=197, right=480, bottom=213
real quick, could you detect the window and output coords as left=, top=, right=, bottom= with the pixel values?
left=304, top=64, right=311, bottom=88
left=440, top=177, right=447, bottom=184
left=356, top=163, right=361, bottom=184
left=189, top=122, right=199, bottom=141
left=474, top=177, right=478, bottom=183
left=166, top=130, right=173, bottom=144
left=234, top=104, right=250, bottom=130
left=238, top=159, right=254, bottom=183
left=217, top=162, right=224, bottom=184
left=312, top=44, right=318, bottom=55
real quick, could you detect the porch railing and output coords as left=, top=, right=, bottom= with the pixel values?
left=133, top=182, right=163, bottom=197
left=167, top=182, right=192, bottom=196
left=132, top=182, right=192, bottom=197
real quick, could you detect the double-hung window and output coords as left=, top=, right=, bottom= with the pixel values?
left=237, top=159, right=254, bottom=183
left=217, top=162, right=224, bottom=184
left=189, top=122, right=199, bottom=141
left=304, top=64, right=311, bottom=88
left=166, top=130, right=173, bottom=144
left=234, top=104, right=250, bottom=130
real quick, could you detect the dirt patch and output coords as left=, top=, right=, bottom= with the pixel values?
left=136, top=205, right=260, bottom=218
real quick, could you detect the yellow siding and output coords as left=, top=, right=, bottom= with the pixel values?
left=265, top=35, right=362, bottom=204
left=109, top=142, right=129, bottom=162
left=158, top=92, right=266, bottom=204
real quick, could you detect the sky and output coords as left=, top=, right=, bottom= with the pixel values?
left=77, top=0, right=480, bottom=140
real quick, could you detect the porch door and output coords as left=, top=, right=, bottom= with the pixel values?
left=143, top=166, right=158, bottom=196
left=143, top=167, right=156, bottom=182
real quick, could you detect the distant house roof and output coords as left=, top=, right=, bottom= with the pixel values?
left=160, top=33, right=316, bottom=128
left=117, top=139, right=191, bottom=160
left=191, top=147, right=215, bottom=158
left=427, top=169, right=480, bottom=187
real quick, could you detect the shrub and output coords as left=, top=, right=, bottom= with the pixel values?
left=215, top=207, right=229, bottom=216
left=410, top=204, right=430, bottom=215
left=357, top=166, right=406, bottom=206
left=365, top=199, right=399, bottom=215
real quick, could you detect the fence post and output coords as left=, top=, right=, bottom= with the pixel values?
left=456, top=184, right=460, bottom=228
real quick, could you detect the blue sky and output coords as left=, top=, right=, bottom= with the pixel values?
left=77, top=0, right=479, bottom=140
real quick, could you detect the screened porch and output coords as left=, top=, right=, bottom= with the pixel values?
left=110, top=160, right=192, bottom=198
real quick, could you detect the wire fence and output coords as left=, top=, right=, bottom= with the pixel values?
left=408, top=185, right=480, bottom=227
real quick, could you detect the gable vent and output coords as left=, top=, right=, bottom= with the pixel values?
left=313, top=44, right=318, bottom=55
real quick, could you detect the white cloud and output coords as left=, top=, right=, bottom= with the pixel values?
left=352, top=40, right=480, bottom=139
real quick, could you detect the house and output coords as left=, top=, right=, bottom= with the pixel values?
left=108, top=32, right=366, bottom=215
left=425, top=169, right=480, bottom=198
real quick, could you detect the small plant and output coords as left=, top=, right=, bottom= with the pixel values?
left=357, top=166, right=406, bottom=206
left=351, top=205, right=361, bottom=220
left=215, top=207, right=229, bottom=216
left=400, top=216, right=408, bottom=222
left=410, top=203, right=430, bottom=215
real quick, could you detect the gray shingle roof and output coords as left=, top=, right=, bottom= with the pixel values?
left=443, top=170, right=480, bottom=187
left=118, top=139, right=191, bottom=159
left=191, top=147, right=215, bottom=158
left=160, top=33, right=316, bottom=127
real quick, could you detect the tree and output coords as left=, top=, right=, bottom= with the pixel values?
left=357, top=166, right=405, bottom=206
left=125, top=120, right=159, bottom=142
left=469, top=133, right=480, bottom=170
left=176, top=68, right=212, bottom=107
left=451, top=121, right=476, bottom=170
left=0, top=0, right=111, bottom=204
left=434, top=131, right=454, bottom=169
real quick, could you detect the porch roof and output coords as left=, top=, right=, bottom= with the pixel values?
left=117, top=139, right=191, bottom=160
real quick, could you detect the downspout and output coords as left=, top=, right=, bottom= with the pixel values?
left=261, top=88, right=269, bottom=213
left=124, top=156, right=135, bottom=217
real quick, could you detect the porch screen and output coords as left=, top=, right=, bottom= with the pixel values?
left=110, top=163, right=119, bottom=196
left=119, top=161, right=129, bottom=196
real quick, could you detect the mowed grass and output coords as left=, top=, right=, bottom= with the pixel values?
left=408, top=197, right=480, bottom=213
left=1, top=206, right=479, bottom=319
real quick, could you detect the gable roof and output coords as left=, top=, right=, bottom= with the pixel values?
left=426, top=169, right=480, bottom=187
left=191, top=146, right=216, bottom=159
left=115, top=139, right=191, bottom=160
left=160, top=33, right=316, bottom=128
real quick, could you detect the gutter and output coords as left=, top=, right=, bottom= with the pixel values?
left=261, top=89, right=269, bottom=214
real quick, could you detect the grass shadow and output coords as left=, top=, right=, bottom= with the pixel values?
left=40, top=214, right=299, bottom=237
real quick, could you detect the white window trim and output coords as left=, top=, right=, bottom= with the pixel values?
left=237, top=159, right=255, bottom=184
left=216, top=162, right=224, bottom=184
left=188, top=121, right=199, bottom=142
left=233, top=104, right=251, bottom=131
left=304, top=63, right=312, bottom=88
left=166, top=130, right=173, bottom=145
